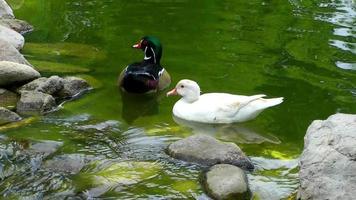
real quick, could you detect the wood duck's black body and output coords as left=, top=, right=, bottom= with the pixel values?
left=118, top=36, right=170, bottom=94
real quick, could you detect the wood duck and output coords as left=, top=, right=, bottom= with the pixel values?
left=118, top=36, right=171, bottom=93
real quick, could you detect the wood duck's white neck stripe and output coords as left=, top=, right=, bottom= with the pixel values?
left=144, top=46, right=151, bottom=60
left=151, top=47, right=156, bottom=64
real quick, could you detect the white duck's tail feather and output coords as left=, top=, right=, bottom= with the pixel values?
left=256, top=97, right=284, bottom=110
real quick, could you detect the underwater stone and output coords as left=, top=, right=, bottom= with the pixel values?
left=0, top=61, right=40, bottom=87
left=29, top=60, right=91, bottom=74
left=203, top=164, right=251, bottom=200
left=25, top=140, right=63, bottom=158
left=75, top=120, right=120, bottom=132
left=43, top=154, right=95, bottom=174
left=299, top=113, right=356, bottom=200
left=167, top=134, right=254, bottom=170
left=0, top=106, right=21, bottom=125
left=0, top=24, right=24, bottom=50
left=16, top=91, right=56, bottom=115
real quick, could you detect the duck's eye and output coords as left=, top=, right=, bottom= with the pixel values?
left=180, top=85, right=184, bottom=88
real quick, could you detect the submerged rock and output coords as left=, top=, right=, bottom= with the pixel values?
left=24, top=42, right=106, bottom=60
left=0, top=39, right=30, bottom=65
left=0, top=24, right=24, bottom=49
left=16, top=91, right=56, bottom=115
left=80, top=160, right=162, bottom=198
left=167, top=134, right=254, bottom=170
left=0, top=61, right=40, bottom=86
left=58, top=76, right=91, bottom=98
left=0, top=88, right=18, bottom=109
left=29, top=59, right=90, bottom=74
left=298, top=113, right=356, bottom=200
left=75, top=120, right=120, bottom=132
left=0, top=0, right=14, bottom=18
left=43, top=154, right=95, bottom=174
left=0, top=106, right=21, bottom=125
left=0, top=18, right=33, bottom=34
left=25, top=140, right=63, bottom=158
left=203, top=164, right=251, bottom=200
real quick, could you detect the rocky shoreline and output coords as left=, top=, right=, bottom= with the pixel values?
left=0, top=0, right=91, bottom=125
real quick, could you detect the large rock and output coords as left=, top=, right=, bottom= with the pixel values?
left=203, top=164, right=251, bottom=200
left=0, top=0, right=14, bottom=18
left=0, top=106, right=21, bottom=125
left=58, top=76, right=91, bottom=98
left=0, top=18, right=33, bottom=34
left=0, top=88, right=18, bottom=109
left=16, top=91, right=56, bottom=115
left=298, top=113, right=356, bottom=200
left=0, top=25, right=24, bottom=49
left=0, top=61, right=39, bottom=87
left=167, top=134, right=254, bottom=170
left=0, top=39, right=30, bottom=65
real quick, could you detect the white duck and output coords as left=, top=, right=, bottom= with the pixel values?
left=166, top=79, right=283, bottom=124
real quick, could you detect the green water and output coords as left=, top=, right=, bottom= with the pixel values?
left=1, top=0, right=355, bottom=199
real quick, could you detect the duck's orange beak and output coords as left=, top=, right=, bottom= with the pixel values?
left=166, top=88, right=178, bottom=97
left=132, top=40, right=142, bottom=49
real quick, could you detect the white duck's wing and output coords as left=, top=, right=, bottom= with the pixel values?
left=199, top=93, right=266, bottom=117
left=216, top=94, right=266, bottom=117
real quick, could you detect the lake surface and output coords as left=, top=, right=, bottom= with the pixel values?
left=1, top=0, right=355, bottom=199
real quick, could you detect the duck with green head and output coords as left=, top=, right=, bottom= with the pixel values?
left=118, top=36, right=171, bottom=93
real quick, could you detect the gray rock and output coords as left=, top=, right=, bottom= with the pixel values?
left=298, top=113, right=356, bottom=200
left=203, top=164, right=251, bottom=200
left=0, top=18, right=33, bottom=35
left=17, top=77, right=48, bottom=93
left=0, top=0, right=14, bottom=18
left=75, top=120, right=120, bottom=132
left=35, top=75, right=64, bottom=95
left=0, top=88, right=18, bottom=109
left=0, top=61, right=40, bottom=86
left=0, top=18, right=33, bottom=34
left=43, top=154, right=94, bottom=174
left=58, top=76, right=91, bottom=98
left=0, top=39, right=31, bottom=65
left=0, top=106, right=21, bottom=125
left=167, top=134, right=254, bottom=170
left=0, top=25, right=24, bottom=50
left=25, top=140, right=63, bottom=158
left=16, top=91, right=56, bottom=115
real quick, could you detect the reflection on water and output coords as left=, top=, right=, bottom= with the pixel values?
left=173, top=116, right=281, bottom=144
left=314, top=0, right=356, bottom=70
left=120, top=91, right=160, bottom=124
